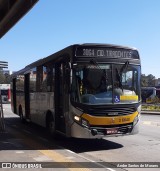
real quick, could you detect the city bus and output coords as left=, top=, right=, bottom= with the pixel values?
left=0, top=84, right=11, bottom=103
left=141, top=87, right=160, bottom=103
left=11, top=44, right=141, bottom=138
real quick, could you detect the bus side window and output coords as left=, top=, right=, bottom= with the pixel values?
left=41, top=64, right=54, bottom=92
left=41, top=66, right=47, bottom=92
left=36, top=65, right=43, bottom=92
left=46, top=65, right=54, bottom=92
left=30, top=68, right=37, bottom=92
left=16, top=75, right=24, bottom=94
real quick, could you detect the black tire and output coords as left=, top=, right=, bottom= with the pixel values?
left=47, top=114, right=57, bottom=138
left=19, top=107, right=25, bottom=123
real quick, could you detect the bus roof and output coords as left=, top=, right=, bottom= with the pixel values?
left=12, top=43, right=140, bottom=77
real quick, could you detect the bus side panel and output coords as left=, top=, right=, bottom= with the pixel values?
left=31, top=92, right=54, bottom=127
left=11, top=78, right=17, bottom=114
left=16, top=76, right=25, bottom=116
left=30, top=92, right=37, bottom=122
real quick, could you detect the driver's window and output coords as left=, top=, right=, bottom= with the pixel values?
left=122, top=71, right=133, bottom=88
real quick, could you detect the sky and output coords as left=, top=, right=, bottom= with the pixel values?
left=0, top=0, right=160, bottom=78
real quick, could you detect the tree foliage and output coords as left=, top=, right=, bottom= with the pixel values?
left=0, top=72, right=11, bottom=84
left=141, top=74, right=155, bottom=87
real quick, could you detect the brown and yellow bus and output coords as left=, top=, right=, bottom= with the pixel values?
left=11, top=44, right=141, bottom=138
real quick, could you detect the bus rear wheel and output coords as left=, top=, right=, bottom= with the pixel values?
left=19, top=107, right=25, bottom=123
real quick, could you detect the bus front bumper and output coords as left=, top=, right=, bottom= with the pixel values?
left=71, top=121, right=139, bottom=139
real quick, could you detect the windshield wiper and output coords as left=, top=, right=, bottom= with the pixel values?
left=116, top=68, right=123, bottom=90
left=115, top=61, right=129, bottom=91
left=90, top=59, right=101, bottom=69
left=120, top=61, right=129, bottom=74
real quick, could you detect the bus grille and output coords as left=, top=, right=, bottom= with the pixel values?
left=85, top=106, right=136, bottom=116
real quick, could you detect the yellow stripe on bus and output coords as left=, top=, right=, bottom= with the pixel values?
left=81, top=111, right=138, bottom=126
left=120, top=95, right=138, bottom=101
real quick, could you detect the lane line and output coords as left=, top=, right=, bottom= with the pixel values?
left=142, top=121, right=160, bottom=127
left=142, top=121, right=151, bottom=125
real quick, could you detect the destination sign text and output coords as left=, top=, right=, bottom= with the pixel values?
left=76, top=47, right=139, bottom=59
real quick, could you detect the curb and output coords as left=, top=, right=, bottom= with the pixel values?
left=141, top=111, right=160, bottom=115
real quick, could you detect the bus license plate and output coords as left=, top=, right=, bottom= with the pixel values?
left=106, top=128, right=118, bottom=134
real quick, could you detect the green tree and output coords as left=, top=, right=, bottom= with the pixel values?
left=0, top=72, right=6, bottom=84
left=5, top=73, right=11, bottom=83
left=147, top=74, right=155, bottom=86
left=141, top=74, right=147, bottom=87
left=0, top=72, right=11, bottom=84
left=141, top=74, right=156, bottom=87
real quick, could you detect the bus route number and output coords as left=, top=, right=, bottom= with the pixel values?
left=83, top=49, right=95, bottom=57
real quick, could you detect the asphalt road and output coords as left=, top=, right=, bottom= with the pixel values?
left=0, top=104, right=160, bottom=171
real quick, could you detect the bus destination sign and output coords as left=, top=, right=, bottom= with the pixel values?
left=75, top=47, right=139, bottom=59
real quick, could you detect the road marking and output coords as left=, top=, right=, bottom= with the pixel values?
left=15, top=151, right=24, bottom=154
left=34, top=155, right=53, bottom=162
left=66, top=149, right=116, bottom=171
left=142, top=121, right=160, bottom=127
left=143, top=121, right=151, bottom=125
left=39, top=150, right=91, bottom=171
left=50, top=144, right=115, bottom=170
left=66, top=149, right=75, bottom=154
left=107, top=168, right=117, bottom=171
left=66, top=157, right=75, bottom=160
left=6, top=123, right=115, bottom=171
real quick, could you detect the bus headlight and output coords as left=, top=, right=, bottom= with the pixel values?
left=73, top=114, right=89, bottom=128
left=74, top=115, right=81, bottom=122
left=133, top=115, right=139, bottom=126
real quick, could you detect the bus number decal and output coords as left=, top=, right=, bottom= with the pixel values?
left=122, top=117, right=130, bottom=122
left=83, top=49, right=95, bottom=57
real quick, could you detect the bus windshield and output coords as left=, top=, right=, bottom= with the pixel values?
left=71, top=63, right=140, bottom=105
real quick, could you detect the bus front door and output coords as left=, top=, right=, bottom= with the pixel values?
left=55, top=60, right=69, bottom=134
